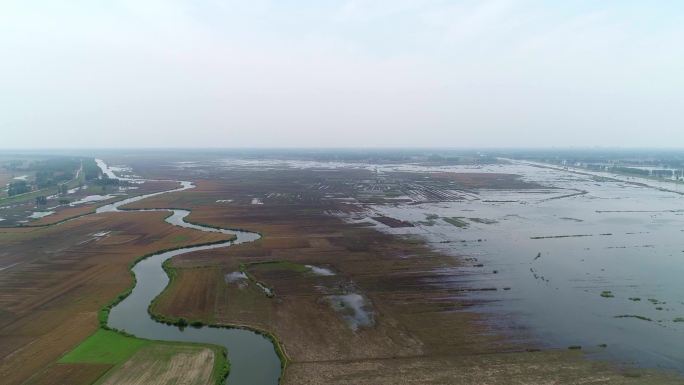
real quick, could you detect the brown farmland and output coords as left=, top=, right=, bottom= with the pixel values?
left=24, top=363, right=112, bottom=385
left=0, top=208, right=231, bottom=385
left=99, top=345, right=215, bottom=385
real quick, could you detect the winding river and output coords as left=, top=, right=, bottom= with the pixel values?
left=95, top=161, right=282, bottom=385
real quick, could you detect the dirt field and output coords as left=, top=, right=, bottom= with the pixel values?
left=99, top=345, right=215, bottom=385
left=24, top=363, right=112, bottom=385
left=284, top=351, right=683, bottom=385
left=153, top=267, right=222, bottom=323
left=0, top=209, right=230, bottom=385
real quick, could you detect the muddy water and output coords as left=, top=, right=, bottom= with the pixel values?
left=366, top=161, right=684, bottom=373
left=96, top=162, right=281, bottom=385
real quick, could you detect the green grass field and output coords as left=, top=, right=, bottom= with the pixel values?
left=59, top=330, right=149, bottom=365
left=59, top=329, right=228, bottom=384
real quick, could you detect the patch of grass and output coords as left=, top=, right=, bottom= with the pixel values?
left=442, top=217, right=469, bottom=228
left=468, top=217, right=498, bottom=224
left=623, top=371, right=643, bottom=378
left=213, top=344, right=230, bottom=385
left=530, top=234, right=593, bottom=239
left=59, top=329, right=148, bottom=364
left=417, top=214, right=438, bottom=226
left=416, top=220, right=436, bottom=226
left=614, top=314, right=652, bottom=322
left=628, top=297, right=641, bottom=301
left=170, top=234, right=191, bottom=243
left=600, top=291, right=614, bottom=298
left=673, top=317, right=684, bottom=323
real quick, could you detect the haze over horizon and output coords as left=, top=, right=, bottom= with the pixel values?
left=2, top=1, right=683, bottom=149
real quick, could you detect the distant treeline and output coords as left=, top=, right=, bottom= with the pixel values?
left=195, top=148, right=502, bottom=165
left=498, top=149, right=684, bottom=170
left=32, top=158, right=80, bottom=188
left=83, top=158, right=102, bottom=181
left=82, top=159, right=126, bottom=186
left=611, top=166, right=650, bottom=176
left=7, top=180, right=30, bottom=196
left=4, top=157, right=86, bottom=197
left=94, top=176, right=123, bottom=186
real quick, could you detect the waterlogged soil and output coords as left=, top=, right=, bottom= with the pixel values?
left=30, top=154, right=682, bottom=385
left=365, top=161, right=684, bottom=372
left=326, top=293, right=374, bottom=331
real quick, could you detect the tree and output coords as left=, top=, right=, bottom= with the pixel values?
left=8, top=181, right=29, bottom=196
left=35, top=196, right=47, bottom=205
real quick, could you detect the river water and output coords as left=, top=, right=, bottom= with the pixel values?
left=95, top=160, right=282, bottom=385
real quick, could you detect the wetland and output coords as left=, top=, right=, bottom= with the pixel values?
left=2, top=149, right=684, bottom=385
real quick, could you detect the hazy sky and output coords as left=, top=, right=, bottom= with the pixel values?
left=1, top=1, right=683, bottom=148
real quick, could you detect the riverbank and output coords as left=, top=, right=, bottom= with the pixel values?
left=94, top=163, right=282, bottom=385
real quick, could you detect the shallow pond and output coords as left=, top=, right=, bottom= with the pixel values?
left=367, top=161, right=684, bottom=373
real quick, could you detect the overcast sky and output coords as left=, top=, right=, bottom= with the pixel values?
left=1, top=1, right=683, bottom=148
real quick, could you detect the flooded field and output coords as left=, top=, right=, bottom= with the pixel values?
left=6, top=150, right=680, bottom=385
left=152, top=154, right=684, bottom=374
left=360, top=161, right=684, bottom=372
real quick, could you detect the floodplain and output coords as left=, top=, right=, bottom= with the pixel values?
left=1, top=150, right=684, bottom=385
